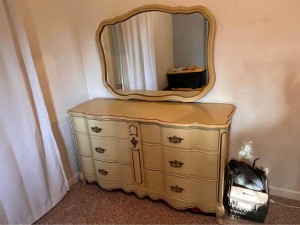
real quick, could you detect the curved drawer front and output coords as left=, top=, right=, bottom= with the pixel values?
left=72, top=116, right=88, bottom=133
left=87, top=119, right=129, bottom=138
left=76, top=133, right=91, bottom=156
left=81, top=156, right=95, bottom=175
left=143, top=144, right=218, bottom=179
left=90, top=137, right=131, bottom=163
left=145, top=170, right=217, bottom=204
left=140, top=124, right=219, bottom=151
left=94, top=160, right=133, bottom=185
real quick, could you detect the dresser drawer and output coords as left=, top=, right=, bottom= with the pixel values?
left=71, top=116, right=88, bottom=133
left=94, top=160, right=133, bottom=185
left=145, top=170, right=217, bottom=204
left=81, top=156, right=94, bottom=175
left=76, top=133, right=91, bottom=156
left=90, top=137, right=131, bottom=163
left=87, top=119, right=129, bottom=138
left=143, top=144, right=218, bottom=179
left=141, top=124, right=219, bottom=151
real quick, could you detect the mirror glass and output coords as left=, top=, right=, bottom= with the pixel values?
left=97, top=6, right=215, bottom=102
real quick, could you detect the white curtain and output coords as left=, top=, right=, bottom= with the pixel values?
left=0, top=0, right=69, bottom=224
left=115, top=12, right=158, bottom=90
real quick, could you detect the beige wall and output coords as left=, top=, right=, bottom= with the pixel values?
left=152, top=11, right=173, bottom=90
left=17, top=0, right=300, bottom=199
left=173, top=13, right=206, bottom=67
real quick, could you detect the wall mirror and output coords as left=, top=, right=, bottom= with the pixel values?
left=96, top=5, right=216, bottom=102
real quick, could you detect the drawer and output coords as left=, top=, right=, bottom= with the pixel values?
left=87, top=119, right=129, bottom=138
left=76, top=133, right=91, bottom=156
left=89, top=137, right=131, bottom=163
left=145, top=170, right=217, bottom=204
left=140, top=124, right=219, bottom=151
left=143, top=144, right=218, bottom=179
left=80, top=156, right=94, bottom=175
left=71, top=116, right=87, bottom=133
left=94, top=160, right=133, bottom=185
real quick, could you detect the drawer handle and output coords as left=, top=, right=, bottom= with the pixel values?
left=167, top=135, right=184, bottom=144
left=91, top=126, right=102, bottom=133
left=168, top=160, right=184, bottom=168
left=131, top=137, right=138, bottom=149
left=98, top=169, right=108, bottom=175
left=95, top=147, right=105, bottom=153
left=170, top=185, right=184, bottom=193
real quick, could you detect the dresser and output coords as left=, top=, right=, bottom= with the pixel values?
left=68, top=98, right=235, bottom=222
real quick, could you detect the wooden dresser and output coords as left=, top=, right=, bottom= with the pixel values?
left=68, top=98, right=235, bottom=222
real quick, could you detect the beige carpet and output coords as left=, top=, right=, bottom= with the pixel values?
left=35, top=182, right=300, bottom=224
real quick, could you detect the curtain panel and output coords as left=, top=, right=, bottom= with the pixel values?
left=0, top=0, right=69, bottom=223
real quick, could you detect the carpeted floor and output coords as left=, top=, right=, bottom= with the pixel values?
left=35, top=182, right=300, bottom=224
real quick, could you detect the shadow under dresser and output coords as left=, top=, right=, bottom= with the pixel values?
left=68, top=98, right=235, bottom=223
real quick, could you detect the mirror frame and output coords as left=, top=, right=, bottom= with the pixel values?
left=96, top=5, right=216, bottom=102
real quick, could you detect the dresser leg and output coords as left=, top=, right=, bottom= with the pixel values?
left=216, top=205, right=225, bottom=224
left=216, top=214, right=223, bottom=224
left=79, top=172, right=86, bottom=185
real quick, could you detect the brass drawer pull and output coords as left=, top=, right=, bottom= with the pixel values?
left=91, top=126, right=102, bottom=133
left=170, top=185, right=184, bottom=193
left=95, top=147, right=105, bottom=153
left=167, top=135, right=184, bottom=144
left=131, top=137, right=138, bottom=149
left=168, top=160, right=184, bottom=168
left=98, top=169, right=108, bottom=175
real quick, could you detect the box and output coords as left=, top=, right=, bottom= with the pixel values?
left=227, top=174, right=269, bottom=223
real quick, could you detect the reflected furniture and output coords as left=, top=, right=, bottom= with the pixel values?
left=166, top=67, right=206, bottom=90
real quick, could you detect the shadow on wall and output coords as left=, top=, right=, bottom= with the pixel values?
left=17, top=1, right=73, bottom=180
left=229, top=70, right=300, bottom=197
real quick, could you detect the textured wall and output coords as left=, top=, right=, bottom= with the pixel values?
left=173, top=13, right=206, bottom=67
left=18, top=0, right=300, bottom=199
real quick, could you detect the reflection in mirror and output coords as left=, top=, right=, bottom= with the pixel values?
left=97, top=5, right=216, bottom=101
left=101, top=12, right=208, bottom=92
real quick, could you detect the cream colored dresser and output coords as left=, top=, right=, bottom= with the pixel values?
left=68, top=98, right=235, bottom=222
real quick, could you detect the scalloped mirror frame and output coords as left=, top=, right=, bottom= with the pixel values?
left=96, top=5, right=216, bottom=102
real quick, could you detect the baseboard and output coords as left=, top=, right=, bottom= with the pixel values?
left=269, top=186, right=300, bottom=201
left=67, top=173, right=300, bottom=200
left=68, top=172, right=80, bottom=187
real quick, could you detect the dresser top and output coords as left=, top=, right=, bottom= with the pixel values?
left=68, top=98, right=235, bottom=128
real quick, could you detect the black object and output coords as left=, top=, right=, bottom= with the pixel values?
left=166, top=70, right=206, bottom=89
left=228, top=159, right=267, bottom=191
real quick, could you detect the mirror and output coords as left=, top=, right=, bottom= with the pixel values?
left=96, top=5, right=216, bottom=102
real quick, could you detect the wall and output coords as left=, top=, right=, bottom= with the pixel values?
left=152, top=12, right=173, bottom=90
left=101, top=27, right=119, bottom=89
left=173, top=13, right=206, bottom=67
left=18, top=0, right=300, bottom=200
